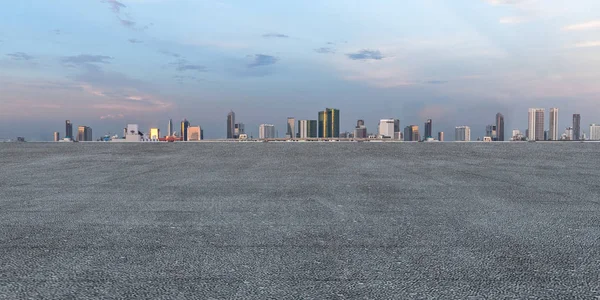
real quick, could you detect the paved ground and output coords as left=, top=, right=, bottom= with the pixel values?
left=1, top=142, right=599, bottom=299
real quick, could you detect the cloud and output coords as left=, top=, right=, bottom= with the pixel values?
left=499, top=16, right=528, bottom=24
left=171, top=59, right=207, bottom=72
left=128, top=38, right=143, bottom=43
left=119, top=18, right=136, bottom=28
left=315, top=47, right=335, bottom=54
left=247, top=54, right=278, bottom=68
left=346, top=50, right=384, bottom=60
left=572, top=41, right=600, bottom=48
left=262, top=33, right=289, bottom=38
left=62, top=54, right=113, bottom=65
left=425, top=80, right=448, bottom=84
left=6, top=52, right=34, bottom=61
left=159, top=50, right=181, bottom=58
left=563, top=20, right=600, bottom=31
left=102, top=0, right=126, bottom=13
left=100, top=113, right=125, bottom=120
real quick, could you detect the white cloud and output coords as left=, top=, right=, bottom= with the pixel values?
left=499, top=16, right=528, bottom=24
left=563, top=20, right=600, bottom=31
left=572, top=41, right=600, bottom=48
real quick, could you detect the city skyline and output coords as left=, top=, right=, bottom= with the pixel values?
left=2, top=1, right=600, bottom=140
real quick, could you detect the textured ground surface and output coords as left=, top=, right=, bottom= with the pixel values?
left=1, top=142, right=599, bottom=299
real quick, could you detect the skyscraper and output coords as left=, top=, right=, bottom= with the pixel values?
left=181, top=119, right=190, bottom=141
left=424, top=119, right=433, bottom=140
left=438, top=132, right=444, bottom=142
left=455, top=126, right=471, bottom=141
left=485, top=125, right=497, bottom=139
left=286, top=117, right=296, bottom=138
left=357, top=119, right=365, bottom=127
left=227, top=111, right=235, bottom=139
left=528, top=108, right=545, bottom=141
left=77, top=126, right=92, bottom=142
left=573, top=114, right=581, bottom=141
left=378, top=119, right=395, bottom=138
left=318, top=108, right=340, bottom=138
left=187, top=126, right=202, bottom=141
left=590, top=124, right=600, bottom=141
left=234, top=123, right=245, bottom=139
left=53, top=132, right=60, bottom=142
left=403, top=125, right=419, bottom=141
left=167, top=119, right=173, bottom=136
left=65, top=120, right=73, bottom=139
left=259, top=124, right=276, bottom=139
left=549, top=108, right=558, bottom=141
left=150, top=128, right=160, bottom=140
left=394, top=119, right=400, bottom=139
left=298, top=120, right=318, bottom=138
left=496, top=113, right=505, bottom=141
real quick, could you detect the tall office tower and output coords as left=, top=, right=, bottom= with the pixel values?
left=485, top=125, right=497, bottom=139
left=544, top=130, right=549, bottom=141
left=424, top=119, right=433, bottom=139
left=528, top=108, right=545, bottom=141
left=549, top=108, right=558, bottom=141
left=403, top=125, right=419, bottom=141
left=455, top=126, right=471, bottom=141
left=53, top=132, right=60, bottom=142
left=181, top=119, right=190, bottom=141
left=318, top=108, right=340, bottom=138
left=227, top=111, right=235, bottom=139
left=187, top=126, right=202, bottom=141
left=77, top=126, right=92, bottom=142
left=564, top=127, right=574, bottom=140
left=298, top=120, right=318, bottom=138
left=573, top=114, right=581, bottom=140
left=65, top=120, right=73, bottom=139
left=357, top=119, right=365, bottom=127
left=259, top=124, right=276, bottom=139
left=150, top=128, right=160, bottom=140
left=354, top=126, right=367, bottom=139
left=167, top=119, right=173, bottom=136
left=438, top=132, right=444, bottom=142
left=496, top=113, right=505, bottom=141
left=394, top=119, right=400, bottom=139
left=378, top=119, right=395, bottom=138
left=589, top=124, right=600, bottom=140
left=286, top=117, right=296, bottom=138
left=234, top=123, right=245, bottom=139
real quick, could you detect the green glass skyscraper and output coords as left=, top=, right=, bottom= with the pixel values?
left=318, top=108, right=340, bottom=138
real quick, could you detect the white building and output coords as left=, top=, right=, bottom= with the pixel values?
left=511, top=129, right=524, bottom=141
left=455, top=126, right=471, bottom=141
left=286, top=117, right=295, bottom=138
left=549, top=108, right=559, bottom=141
left=187, top=126, right=202, bottom=141
left=124, top=124, right=142, bottom=142
left=259, top=124, right=276, bottom=139
left=378, top=119, right=395, bottom=139
left=589, top=124, right=600, bottom=140
left=528, top=108, right=545, bottom=141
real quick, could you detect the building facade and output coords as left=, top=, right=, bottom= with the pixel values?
left=573, top=114, right=581, bottom=140
left=53, top=132, right=60, bottom=142
left=424, top=119, right=432, bottom=140
left=150, top=128, right=160, bottom=140
left=318, top=108, right=340, bottom=138
left=77, top=126, right=92, bottom=142
left=227, top=111, right=235, bottom=139
left=234, top=123, right=245, bottom=139
left=167, top=119, right=173, bottom=136
left=438, top=131, right=444, bottom=142
left=496, top=113, right=505, bottom=141
left=403, top=125, right=420, bottom=142
left=485, top=125, right=497, bottom=140
left=549, top=108, right=559, bottom=141
left=455, top=126, right=471, bottom=141
left=378, top=119, right=395, bottom=139
left=298, top=120, right=318, bottom=138
left=286, top=117, right=296, bottom=138
left=590, top=124, right=600, bottom=141
left=180, top=119, right=190, bottom=141
left=259, top=124, right=276, bottom=139
left=528, top=108, right=545, bottom=141
left=187, top=126, right=202, bottom=141
left=65, top=120, right=73, bottom=140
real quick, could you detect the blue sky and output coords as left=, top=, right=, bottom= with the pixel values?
left=1, top=0, right=600, bottom=140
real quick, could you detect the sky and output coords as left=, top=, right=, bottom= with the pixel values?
left=1, top=0, right=600, bottom=140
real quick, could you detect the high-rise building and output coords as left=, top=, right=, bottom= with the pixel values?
left=234, top=123, right=245, bottom=139
left=438, top=132, right=444, bottom=142
left=180, top=119, right=190, bottom=141
left=77, top=126, right=92, bottom=142
left=573, top=114, right=581, bottom=140
left=167, top=119, right=173, bottom=136
left=53, top=132, right=60, bottom=142
left=318, top=108, right=340, bottom=138
left=357, top=119, right=365, bottom=127
left=549, top=108, right=558, bottom=141
left=563, top=127, right=574, bottom=141
left=187, top=126, right=202, bottom=141
left=403, top=125, right=420, bottom=142
left=150, top=128, right=160, bottom=140
left=125, top=124, right=141, bottom=142
left=354, top=126, right=367, bottom=139
left=394, top=119, right=400, bottom=139
left=298, top=120, right=318, bottom=138
left=259, top=124, right=276, bottom=139
left=378, top=119, right=395, bottom=138
left=424, top=119, right=432, bottom=140
left=528, top=108, right=545, bottom=141
left=455, top=126, right=471, bottom=141
left=589, top=124, right=600, bottom=141
left=496, top=113, right=505, bottom=141
left=286, top=117, right=295, bottom=138
left=485, top=125, right=497, bottom=140
left=227, top=111, right=235, bottom=139
left=65, top=120, right=73, bottom=139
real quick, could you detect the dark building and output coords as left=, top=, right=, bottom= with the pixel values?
left=227, top=111, right=235, bottom=139
left=181, top=119, right=190, bottom=141
left=357, top=119, right=365, bottom=127
left=573, top=114, right=581, bottom=140
left=404, top=125, right=420, bottom=142
left=424, top=119, right=432, bottom=139
left=65, top=120, right=73, bottom=139
left=318, top=108, right=340, bottom=138
left=496, top=113, right=505, bottom=141
left=535, top=110, right=545, bottom=141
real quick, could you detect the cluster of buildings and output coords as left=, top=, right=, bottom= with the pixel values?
left=52, top=107, right=600, bottom=142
